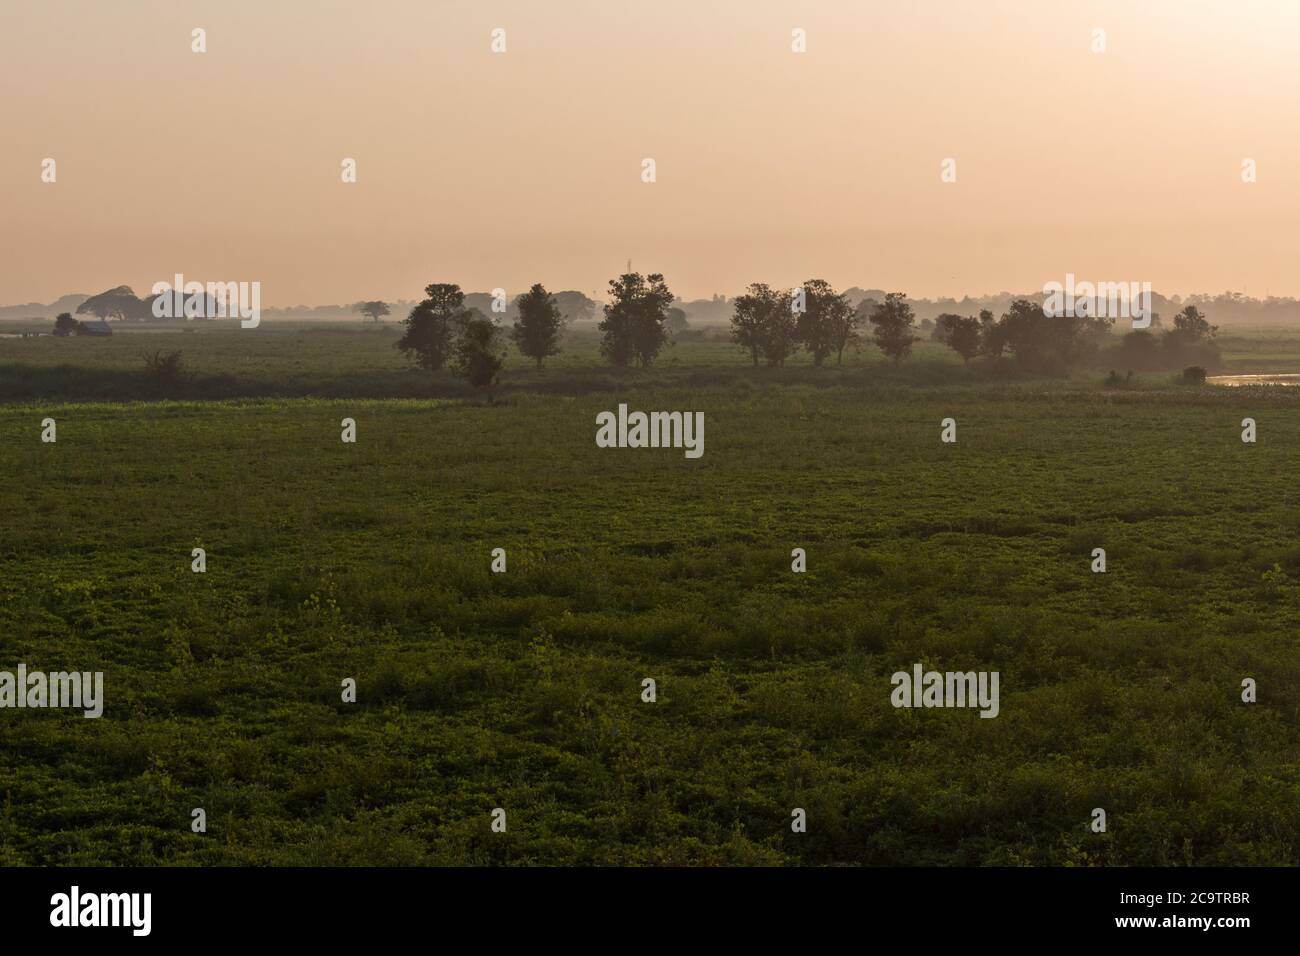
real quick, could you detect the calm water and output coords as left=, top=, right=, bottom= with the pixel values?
left=1208, top=373, right=1300, bottom=387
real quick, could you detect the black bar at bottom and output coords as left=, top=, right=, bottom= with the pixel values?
left=0, top=866, right=1280, bottom=941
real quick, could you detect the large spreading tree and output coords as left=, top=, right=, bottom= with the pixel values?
left=354, top=300, right=391, bottom=323
left=77, top=286, right=148, bottom=323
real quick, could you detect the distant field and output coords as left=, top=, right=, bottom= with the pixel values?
left=1, top=325, right=1298, bottom=864
left=3, top=320, right=1300, bottom=402
left=1216, top=329, right=1300, bottom=373
left=0, top=323, right=1047, bottom=405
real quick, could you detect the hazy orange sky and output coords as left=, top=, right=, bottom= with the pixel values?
left=2, top=0, right=1298, bottom=305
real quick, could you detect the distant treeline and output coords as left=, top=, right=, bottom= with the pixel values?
left=386, top=274, right=699, bottom=397
left=5, top=285, right=1297, bottom=328
left=726, top=280, right=1222, bottom=375
left=3, top=286, right=603, bottom=325
left=682, top=288, right=1299, bottom=329
left=44, top=275, right=1221, bottom=382
left=385, top=273, right=1223, bottom=388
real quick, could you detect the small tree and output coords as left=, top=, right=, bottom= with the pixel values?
left=511, top=283, right=564, bottom=368
left=947, top=315, right=983, bottom=364
left=827, top=293, right=858, bottom=364
left=731, top=283, right=777, bottom=366
left=1162, top=305, right=1220, bottom=370
left=354, top=300, right=391, bottom=324
left=1170, top=305, right=1217, bottom=342
left=868, top=292, right=916, bottom=364
left=396, top=283, right=472, bottom=371
left=53, top=312, right=79, bottom=336
left=452, top=314, right=506, bottom=401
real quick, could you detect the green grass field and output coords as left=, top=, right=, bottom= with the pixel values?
left=1, top=324, right=1298, bottom=865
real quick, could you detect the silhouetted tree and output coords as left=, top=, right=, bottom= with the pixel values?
left=1155, top=305, right=1220, bottom=370
left=795, top=279, right=854, bottom=366
left=1170, top=305, right=1217, bottom=342
left=452, top=314, right=506, bottom=401
left=932, top=313, right=962, bottom=345
left=868, top=292, right=917, bottom=364
left=731, top=283, right=775, bottom=366
left=996, top=298, right=1111, bottom=372
left=999, top=298, right=1057, bottom=369
left=396, top=283, right=472, bottom=371
left=53, top=312, right=79, bottom=336
left=731, top=283, right=797, bottom=367
left=978, top=308, right=1005, bottom=358
left=599, top=272, right=674, bottom=367
left=827, top=297, right=859, bottom=364
left=511, top=283, right=564, bottom=368
left=77, top=286, right=142, bottom=324
left=947, top=315, right=983, bottom=364
left=354, top=300, right=391, bottom=323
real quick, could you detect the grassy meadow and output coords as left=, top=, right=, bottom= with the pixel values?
left=1, top=323, right=1298, bottom=865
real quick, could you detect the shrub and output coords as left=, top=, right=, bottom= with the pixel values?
left=141, top=349, right=187, bottom=388
left=1182, top=365, right=1207, bottom=384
